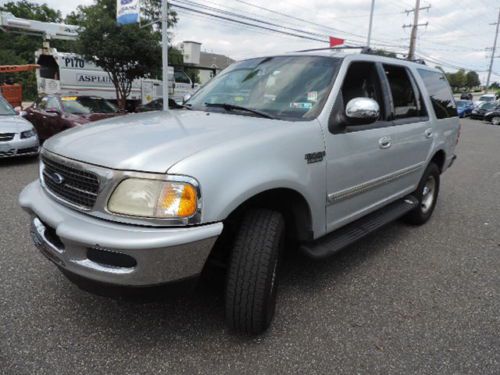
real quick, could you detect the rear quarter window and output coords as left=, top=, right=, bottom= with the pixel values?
left=417, top=69, right=457, bottom=119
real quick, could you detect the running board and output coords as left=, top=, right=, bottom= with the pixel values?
left=300, top=195, right=419, bottom=259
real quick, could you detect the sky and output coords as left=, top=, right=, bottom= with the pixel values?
left=3, top=0, right=500, bottom=83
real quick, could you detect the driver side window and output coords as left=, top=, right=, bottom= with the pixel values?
left=341, top=61, right=385, bottom=119
left=46, top=97, right=61, bottom=112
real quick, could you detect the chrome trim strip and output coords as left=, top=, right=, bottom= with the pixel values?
left=327, top=162, right=425, bottom=204
left=39, top=148, right=203, bottom=227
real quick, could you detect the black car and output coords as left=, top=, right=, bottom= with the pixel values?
left=460, top=92, right=473, bottom=100
left=470, top=102, right=497, bottom=120
left=484, top=108, right=500, bottom=125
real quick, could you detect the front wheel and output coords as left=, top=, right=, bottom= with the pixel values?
left=491, top=116, right=500, bottom=125
left=225, top=209, right=285, bottom=335
left=404, top=163, right=440, bottom=225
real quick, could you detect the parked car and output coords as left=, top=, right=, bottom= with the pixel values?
left=484, top=107, right=500, bottom=125
left=470, top=101, right=497, bottom=119
left=460, top=92, right=473, bottom=100
left=0, top=94, right=39, bottom=158
left=24, top=95, right=123, bottom=141
left=19, top=51, right=460, bottom=334
left=456, top=100, right=474, bottom=118
left=473, top=93, right=496, bottom=108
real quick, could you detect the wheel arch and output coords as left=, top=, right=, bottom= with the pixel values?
left=430, top=149, right=446, bottom=173
left=223, top=187, right=314, bottom=242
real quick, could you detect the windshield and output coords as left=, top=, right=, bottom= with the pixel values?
left=187, top=56, right=342, bottom=121
left=456, top=100, right=468, bottom=107
left=0, top=96, right=16, bottom=116
left=61, top=97, right=118, bottom=115
left=479, top=96, right=495, bottom=102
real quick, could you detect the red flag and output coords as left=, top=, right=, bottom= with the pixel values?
left=329, top=36, right=345, bottom=47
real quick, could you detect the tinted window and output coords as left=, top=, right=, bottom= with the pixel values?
left=342, top=61, right=385, bottom=119
left=418, top=69, right=457, bottom=119
left=174, top=71, right=191, bottom=84
left=46, top=97, right=61, bottom=112
left=383, top=65, right=426, bottom=119
left=61, top=97, right=117, bottom=114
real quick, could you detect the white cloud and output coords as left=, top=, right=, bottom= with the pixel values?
left=8, top=0, right=500, bottom=82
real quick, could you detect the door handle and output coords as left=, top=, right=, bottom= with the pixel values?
left=379, top=136, right=392, bottom=149
left=424, top=128, right=433, bottom=138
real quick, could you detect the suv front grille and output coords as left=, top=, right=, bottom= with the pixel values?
left=0, top=133, right=15, bottom=142
left=42, top=155, right=100, bottom=209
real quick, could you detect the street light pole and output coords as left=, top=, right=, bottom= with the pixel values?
left=367, top=0, right=375, bottom=48
left=162, top=0, right=169, bottom=111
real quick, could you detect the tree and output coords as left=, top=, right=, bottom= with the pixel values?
left=75, top=0, right=162, bottom=109
left=465, top=71, right=480, bottom=89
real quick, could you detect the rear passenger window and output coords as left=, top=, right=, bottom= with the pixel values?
left=417, top=69, right=457, bottom=119
left=383, top=64, right=425, bottom=119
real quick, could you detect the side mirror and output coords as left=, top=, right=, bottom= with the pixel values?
left=182, top=94, right=192, bottom=104
left=345, top=97, right=380, bottom=125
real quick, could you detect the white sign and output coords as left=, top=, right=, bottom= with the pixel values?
left=117, top=0, right=140, bottom=25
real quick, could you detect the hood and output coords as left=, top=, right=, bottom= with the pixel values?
left=43, top=110, right=289, bottom=173
left=0, top=115, right=35, bottom=133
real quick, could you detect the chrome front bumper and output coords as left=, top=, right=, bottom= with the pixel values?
left=19, top=181, right=223, bottom=287
left=0, top=135, right=39, bottom=158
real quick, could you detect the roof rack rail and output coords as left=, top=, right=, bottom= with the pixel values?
left=296, top=45, right=427, bottom=65
left=296, top=45, right=372, bottom=53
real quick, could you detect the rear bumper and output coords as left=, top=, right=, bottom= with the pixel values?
left=0, top=136, right=39, bottom=158
left=19, top=181, right=223, bottom=287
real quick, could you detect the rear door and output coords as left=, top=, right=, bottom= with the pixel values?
left=381, top=63, right=433, bottom=189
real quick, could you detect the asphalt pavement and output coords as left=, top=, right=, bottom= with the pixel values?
left=0, top=118, right=499, bottom=375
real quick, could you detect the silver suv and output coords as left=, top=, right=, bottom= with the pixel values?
left=19, top=50, right=460, bottom=334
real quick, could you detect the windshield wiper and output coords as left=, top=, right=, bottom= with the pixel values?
left=205, top=103, right=275, bottom=119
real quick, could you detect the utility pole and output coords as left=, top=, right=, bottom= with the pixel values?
left=367, top=0, right=375, bottom=47
left=403, top=0, right=430, bottom=60
left=486, top=9, right=500, bottom=92
left=162, top=0, right=169, bottom=111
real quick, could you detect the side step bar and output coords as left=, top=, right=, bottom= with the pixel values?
left=300, top=195, right=419, bottom=259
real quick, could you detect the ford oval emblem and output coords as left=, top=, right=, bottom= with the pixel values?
left=49, top=172, right=65, bottom=185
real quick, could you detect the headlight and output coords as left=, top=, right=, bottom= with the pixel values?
left=20, top=129, right=36, bottom=139
left=108, top=178, right=199, bottom=219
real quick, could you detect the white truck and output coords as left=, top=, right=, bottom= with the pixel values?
left=35, top=48, right=197, bottom=108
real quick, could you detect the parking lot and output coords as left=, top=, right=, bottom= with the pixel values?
left=0, top=118, right=499, bottom=375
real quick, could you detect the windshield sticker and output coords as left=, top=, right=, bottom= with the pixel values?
left=234, top=96, right=245, bottom=102
left=307, top=91, right=318, bottom=102
left=290, top=102, right=313, bottom=109
left=61, top=96, right=77, bottom=101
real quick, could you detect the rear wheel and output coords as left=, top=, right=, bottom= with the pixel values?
left=225, top=209, right=285, bottom=335
left=404, top=163, right=440, bottom=225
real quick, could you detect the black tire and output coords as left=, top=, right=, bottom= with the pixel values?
left=225, top=209, right=285, bottom=335
left=404, top=162, right=440, bottom=225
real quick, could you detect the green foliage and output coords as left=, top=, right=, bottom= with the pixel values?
left=74, top=0, right=164, bottom=109
left=465, top=71, right=480, bottom=89
left=446, top=69, right=481, bottom=92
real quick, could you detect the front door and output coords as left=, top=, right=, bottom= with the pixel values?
left=324, top=61, right=416, bottom=232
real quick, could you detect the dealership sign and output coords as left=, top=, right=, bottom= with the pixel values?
left=117, top=0, right=140, bottom=25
